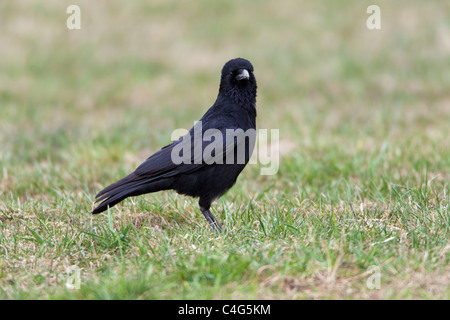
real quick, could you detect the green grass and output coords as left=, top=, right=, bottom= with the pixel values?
left=0, top=0, right=449, bottom=299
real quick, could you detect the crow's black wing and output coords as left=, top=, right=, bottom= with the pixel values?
left=133, top=124, right=250, bottom=179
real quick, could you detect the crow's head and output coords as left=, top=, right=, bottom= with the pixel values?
left=219, top=58, right=257, bottom=104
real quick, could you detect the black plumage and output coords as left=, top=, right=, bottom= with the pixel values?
left=92, top=58, right=257, bottom=232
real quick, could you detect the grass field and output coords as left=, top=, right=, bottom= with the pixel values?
left=0, top=0, right=449, bottom=299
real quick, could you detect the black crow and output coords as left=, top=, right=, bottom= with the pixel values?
left=92, top=58, right=257, bottom=232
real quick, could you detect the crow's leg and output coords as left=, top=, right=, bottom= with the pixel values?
left=200, top=206, right=222, bottom=233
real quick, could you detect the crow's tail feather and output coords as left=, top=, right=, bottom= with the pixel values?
left=92, top=173, right=173, bottom=214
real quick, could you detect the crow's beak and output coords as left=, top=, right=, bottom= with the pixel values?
left=236, top=69, right=250, bottom=81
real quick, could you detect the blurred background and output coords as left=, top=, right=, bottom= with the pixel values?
left=0, top=0, right=449, bottom=201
